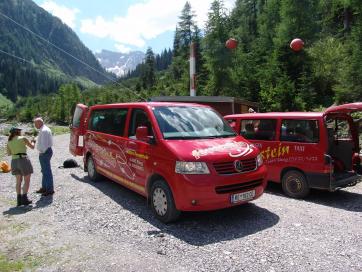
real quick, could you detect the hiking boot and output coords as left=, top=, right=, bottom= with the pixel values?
left=41, top=191, right=54, bottom=196
left=17, top=194, right=22, bottom=207
left=21, top=194, right=32, bottom=206
left=36, top=188, right=46, bottom=194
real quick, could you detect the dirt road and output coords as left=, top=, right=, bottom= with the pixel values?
left=1, top=134, right=361, bottom=271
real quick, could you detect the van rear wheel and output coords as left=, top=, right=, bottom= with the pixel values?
left=282, top=170, right=310, bottom=198
left=150, top=180, right=180, bottom=223
left=87, top=155, right=101, bottom=182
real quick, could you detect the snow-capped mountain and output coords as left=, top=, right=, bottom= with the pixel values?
left=95, top=49, right=145, bottom=77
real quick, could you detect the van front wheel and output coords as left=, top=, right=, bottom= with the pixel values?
left=150, top=180, right=180, bottom=223
left=282, top=170, right=310, bottom=198
left=87, top=155, right=101, bottom=182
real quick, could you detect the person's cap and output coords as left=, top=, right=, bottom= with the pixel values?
left=9, top=127, right=22, bottom=133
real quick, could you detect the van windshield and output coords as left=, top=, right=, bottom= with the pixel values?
left=153, top=106, right=236, bottom=139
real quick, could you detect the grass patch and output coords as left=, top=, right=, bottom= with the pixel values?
left=12, top=223, right=29, bottom=234
left=0, top=255, right=25, bottom=272
left=0, top=220, right=29, bottom=234
left=0, top=147, right=6, bottom=161
left=0, top=254, right=43, bottom=272
left=50, top=126, right=70, bottom=136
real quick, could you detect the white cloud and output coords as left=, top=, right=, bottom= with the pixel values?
left=115, top=43, right=132, bottom=53
left=40, top=1, right=79, bottom=29
left=80, top=0, right=235, bottom=51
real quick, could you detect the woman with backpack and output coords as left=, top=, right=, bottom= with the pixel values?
left=6, top=127, right=35, bottom=206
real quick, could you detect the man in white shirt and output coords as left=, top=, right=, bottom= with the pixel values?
left=34, top=117, right=54, bottom=196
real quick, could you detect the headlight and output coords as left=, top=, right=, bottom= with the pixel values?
left=257, top=154, right=263, bottom=167
left=175, top=161, right=210, bottom=174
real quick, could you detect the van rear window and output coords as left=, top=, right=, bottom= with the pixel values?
left=280, top=119, right=319, bottom=143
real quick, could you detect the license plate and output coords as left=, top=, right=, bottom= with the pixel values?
left=230, top=190, right=255, bottom=204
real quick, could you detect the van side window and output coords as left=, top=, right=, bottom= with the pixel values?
left=72, top=107, right=83, bottom=128
left=280, top=119, right=319, bottom=143
left=240, top=119, right=276, bottom=140
left=89, top=108, right=128, bottom=136
left=129, top=109, right=153, bottom=138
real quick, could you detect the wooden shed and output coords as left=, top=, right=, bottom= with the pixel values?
left=150, top=96, right=259, bottom=116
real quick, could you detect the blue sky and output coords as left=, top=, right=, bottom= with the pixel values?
left=33, top=0, right=235, bottom=54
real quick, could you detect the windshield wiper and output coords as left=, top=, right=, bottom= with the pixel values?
left=203, top=134, right=236, bottom=138
left=164, top=136, right=203, bottom=140
left=165, top=134, right=236, bottom=140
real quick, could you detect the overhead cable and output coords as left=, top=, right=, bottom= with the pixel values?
left=0, top=11, right=146, bottom=101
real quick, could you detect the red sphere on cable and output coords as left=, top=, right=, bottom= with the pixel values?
left=225, top=38, right=238, bottom=49
left=290, top=38, right=304, bottom=51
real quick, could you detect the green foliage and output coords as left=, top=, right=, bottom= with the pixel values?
left=0, top=93, right=13, bottom=117
left=2, top=0, right=362, bottom=120
left=140, top=47, right=156, bottom=89
left=50, top=125, right=70, bottom=136
left=203, top=0, right=232, bottom=96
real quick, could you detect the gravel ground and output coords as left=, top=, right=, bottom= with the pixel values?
left=0, top=133, right=361, bottom=272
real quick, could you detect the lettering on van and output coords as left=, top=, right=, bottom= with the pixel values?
left=126, top=150, right=149, bottom=160
left=260, top=143, right=290, bottom=161
left=87, top=132, right=136, bottom=181
left=192, top=141, right=252, bottom=160
left=294, top=145, right=305, bottom=152
left=129, top=158, right=145, bottom=171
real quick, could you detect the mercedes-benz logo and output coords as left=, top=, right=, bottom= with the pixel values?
left=234, top=160, right=244, bottom=172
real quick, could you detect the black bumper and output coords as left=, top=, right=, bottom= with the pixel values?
left=306, top=172, right=361, bottom=191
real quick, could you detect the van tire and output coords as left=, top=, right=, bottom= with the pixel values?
left=87, top=155, right=101, bottom=182
left=150, top=180, right=180, bottom=223
left=282, top=170, right=310, bottom=198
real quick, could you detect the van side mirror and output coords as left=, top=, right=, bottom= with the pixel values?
left=136, top=126, right=149, bottom=142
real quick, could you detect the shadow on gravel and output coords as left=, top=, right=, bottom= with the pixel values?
left=266, top=182, right=362, bottom=212
left=71, top=173, right=280, bottom=246
left=34, top=195, right=54, bottom=209
left=3, top=206, right=32, bottom=215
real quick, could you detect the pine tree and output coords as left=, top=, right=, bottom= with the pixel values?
left=140, top=47, right=156, bottom=90
left=203, top=0, right=232, bottom=96
left=334, top=1, right=362, bottom=102
left=260, top=0, right=318, bottom=111
left=169, top=2, right=199, bottom=93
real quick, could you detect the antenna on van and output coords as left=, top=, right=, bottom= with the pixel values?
left=190, top=42, right=196, bottom=97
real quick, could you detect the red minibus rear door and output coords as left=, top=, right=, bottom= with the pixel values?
left=324, top=102, right=362, bottom=173
left=70, top=104, right=88, bottom=156
left=324, top=102, right=362, bottom=115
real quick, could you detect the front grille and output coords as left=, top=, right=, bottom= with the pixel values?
left=213, top=158, right=257, bottom=175
left=215, top=179, right=263, bottom=194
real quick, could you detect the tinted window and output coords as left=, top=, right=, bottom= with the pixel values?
left=280, top=119, right=319, bottom=143
left=153, top=106, right=236, bottom=139
left=129, top=109, right=153, bottom=138
left=72, top=106, right=83, bottom=128
left=240, top=119, right=277, bottom=141
left=89, top=108, right=128, bottom=136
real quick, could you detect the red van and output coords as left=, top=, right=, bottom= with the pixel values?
left=225, top=102, right=362, bottom=198
left=70, top=102, right=267, bottom=222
